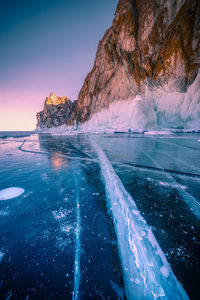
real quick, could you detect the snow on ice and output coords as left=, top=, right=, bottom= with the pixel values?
left=0, top=187, right=25, bottom=201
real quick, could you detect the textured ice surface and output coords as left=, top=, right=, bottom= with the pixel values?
left=0, top=187, right=24, bottom=200
left=73, top=177, right=81, bottom=300
left=0, top=209, right=8, bottom=216
left=52, top=209, right=69, bottom=220
left=145, top=152, right=200, bottom=220
left=92, top=140, right=189, bottom=300
left=0, top=131, right=32, bottom=138
left=110, top=280, right=124, bottom=299
left=159, top=181, right=187, bottom=190
left=0, top=252, right=4, bottom=264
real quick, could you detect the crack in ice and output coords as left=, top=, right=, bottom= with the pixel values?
left=145, top=152, right=200, bottom=220
left=92, top=140, right=189, bottom=300
left=72, top=175, right=81, bottom=300
left=18, top=140, right=97, bottom=163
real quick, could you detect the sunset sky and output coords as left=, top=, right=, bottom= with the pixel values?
left=0, top=0, right=116, bottom=131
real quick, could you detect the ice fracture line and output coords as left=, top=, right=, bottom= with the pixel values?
left=145, top=152, right=200, bottom=220
left=73, top=175, right=81, bottom=300
left=92, top=140, right=189, bottom=300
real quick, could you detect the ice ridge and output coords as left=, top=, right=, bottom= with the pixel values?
left=92, top=140, right=189, bottom=300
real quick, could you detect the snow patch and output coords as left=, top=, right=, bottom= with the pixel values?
left=144, top=131, right=173, bottom=136
left=0, top=187, right=25, bottom=200
left=0, top=209, right=8, bottom=216
left=53, top=209, right=69, bottom=220
left=60, top=225, right=72, bottom=233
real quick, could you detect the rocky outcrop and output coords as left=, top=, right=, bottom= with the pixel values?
left=68, top=0, right=200, bottom=125
left=36, top=93, right=77, bottom=128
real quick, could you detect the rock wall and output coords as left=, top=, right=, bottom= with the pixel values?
left=68, top=0, right=200, bottom=125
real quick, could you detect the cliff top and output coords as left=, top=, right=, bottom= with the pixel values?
left=45, top=93, right=70, bottom=105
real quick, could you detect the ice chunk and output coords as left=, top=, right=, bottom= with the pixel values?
left=144, top=131, right=172, bottom=135
left=0, top=187, right=24, bottom=200
left=92, top=140, right=189, bottom=300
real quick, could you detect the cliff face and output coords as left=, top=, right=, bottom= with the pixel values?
left=68, top=0, right=200, bottom=125
left=36, top=93, right=77, bottom=128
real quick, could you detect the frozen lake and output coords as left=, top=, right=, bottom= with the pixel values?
left=0, top=133, right=200, bottom=299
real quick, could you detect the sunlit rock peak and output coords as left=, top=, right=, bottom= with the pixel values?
left=46, top=93, right=70, bottom=105
left=36, top=93, right=77, bottom=128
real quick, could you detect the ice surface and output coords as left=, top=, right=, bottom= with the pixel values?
left=92, top=140, right=189, bottom=300
left=0, top=131, right=32, bottom=138
left=0, top=209, right=8, bottom=216
left=0, top=251, right=4, bottom=264
left=73, top=177, right=81, bottom=300
left=52, top=209, right=69, bottom=220
left=145, top=152, right=200, bottom=220
left=60, top=225, right=72, bottom=233
left=38, top=71, right=200, bottom=134
left=159, top=181, right=187, bottom=190
left=0, top=187, right=24, bottom=200
left=110, top=280, right=124, bottom=299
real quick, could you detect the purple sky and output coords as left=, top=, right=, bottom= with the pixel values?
left=0, top=0, right=117, bottom=130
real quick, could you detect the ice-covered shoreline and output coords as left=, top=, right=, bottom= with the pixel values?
left=35, top=127, right=200, bottom=137
left=36, top=71, right=200, bottom=136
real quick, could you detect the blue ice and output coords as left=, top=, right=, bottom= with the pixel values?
left=92, top=141, right=189, bottom=300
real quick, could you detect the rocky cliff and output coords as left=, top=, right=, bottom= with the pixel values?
left=36, top=93, right=77, bottom=128
left=68, top=0, right=200, bottom=125
left=37, top=0, right=200, bottom=130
